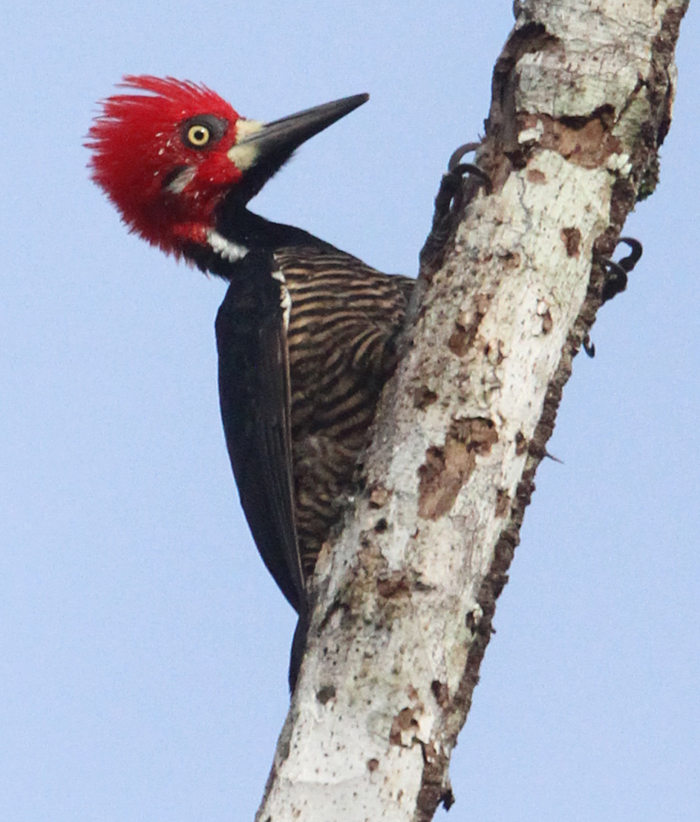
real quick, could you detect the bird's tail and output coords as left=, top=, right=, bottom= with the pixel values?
left=289, top=611, right=309, bottom=693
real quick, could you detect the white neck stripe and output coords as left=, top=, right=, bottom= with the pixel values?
left=207, top=230, right=249, bottom=263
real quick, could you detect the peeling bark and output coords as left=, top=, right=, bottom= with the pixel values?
left=255, top=1, right=689, bottom=820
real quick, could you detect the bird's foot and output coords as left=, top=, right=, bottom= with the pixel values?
left=599, top=237, right=643, bottom=304
left=583, top=237, right=643, bottom=358
left=419, top=142, right=491, bottom=273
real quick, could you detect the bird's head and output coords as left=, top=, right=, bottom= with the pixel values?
left=87, top=75, right=368, bottom=257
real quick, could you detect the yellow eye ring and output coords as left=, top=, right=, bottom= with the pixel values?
left=187, top=124, right=210, bottom=147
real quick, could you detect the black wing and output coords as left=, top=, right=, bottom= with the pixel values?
left=214, top=250, right=306, bottom=615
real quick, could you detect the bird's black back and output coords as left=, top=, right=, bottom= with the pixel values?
left=193, top=209, right=413, bottom=685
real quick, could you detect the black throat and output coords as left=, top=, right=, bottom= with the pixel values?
left=187, top=206, right=338, bottom=281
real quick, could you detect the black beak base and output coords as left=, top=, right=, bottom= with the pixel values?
left=242, top=93, right=369, bottom=158
left=228, top=93, right=369, bottom=205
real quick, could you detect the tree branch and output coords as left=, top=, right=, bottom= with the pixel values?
left=256, top=1, right=689, bottom=819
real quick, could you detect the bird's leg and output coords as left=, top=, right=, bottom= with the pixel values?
left=419, top=142, right=491, bottom=275
left=583, top=237, right=643, bottom=358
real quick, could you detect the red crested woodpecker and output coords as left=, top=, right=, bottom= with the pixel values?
left=87, top=76, right=412, bottom=688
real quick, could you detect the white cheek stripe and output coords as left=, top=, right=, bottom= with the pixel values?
left=165, top=166, right=196, bottom=193
left=207, top=230, right=249, bottom=262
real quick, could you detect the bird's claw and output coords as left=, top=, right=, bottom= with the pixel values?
left=584, top=237, right=643, bottom=357
left=448, top=142, right=481, bottom=171
left=598, top=237, right=643, bottom=304
left=445, top=142, right=493, bottom=194
left=420, top=142, right=492, bottom=271
left=438, top=142, right=492, bottom=212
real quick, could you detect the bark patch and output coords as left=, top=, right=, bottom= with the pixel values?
left=376, top=572, right=411, bottom=599
left=390, top=707, right=420, bottom=746
left=431, top=679, right=450, bottom=708
left=495, top=488, right=511, bottom=518
left=448, top=293, right=491, bottom=357
left=316, top=685, right=336, bottom=705
left=418, top=418, right=499, bottom=519
left=541, top=307, right=553, bottom=334
left=521, top=112, right=622, bottom=169
left=527, top=168, right=547, bottom=184
left=561, top=226, right=581, bottom=257
left=368, top=484, right=391, bottom=508
left=413, top=385, right=438, bottom=409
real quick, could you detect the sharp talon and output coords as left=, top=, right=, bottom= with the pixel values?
left=447, top=142, right=492, bottom=192
left=597, top=236, right=643, bottom=304
left=419, top=141, right=491, bottom=272
left=615, top=237, right=643, bottom=273
left=543, top=449, right=563, bottom=464
left=429, top=158, right=488, bottom=234
left=583, top=334, right=596, bottom=357
left=448, top=142, right=481, bottom=171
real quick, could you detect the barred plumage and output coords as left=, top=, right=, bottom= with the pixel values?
left=211, top=222, right=413, bottom=634
left=277, top=246, right=413, bottom=575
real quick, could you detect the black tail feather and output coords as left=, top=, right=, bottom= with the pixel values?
left=289, top=612, right=309, bottom=693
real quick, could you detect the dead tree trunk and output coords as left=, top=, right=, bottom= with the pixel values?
left=256, top=1, right=689, bottom=819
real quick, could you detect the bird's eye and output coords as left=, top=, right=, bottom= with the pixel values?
left=180, top=115, right=228, bottom=151
left=186, top=124, right=211, bottom=147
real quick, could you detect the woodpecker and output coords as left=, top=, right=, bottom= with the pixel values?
left=87, top=76, right=412, bottom=688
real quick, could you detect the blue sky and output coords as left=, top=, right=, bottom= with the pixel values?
left=1, top=2, right=698, bottom=819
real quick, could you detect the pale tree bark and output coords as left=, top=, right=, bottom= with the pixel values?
left=256, top=1, right=689, bottom=820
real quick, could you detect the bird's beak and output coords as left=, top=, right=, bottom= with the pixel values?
left=228, top=94, right=369, bottom=171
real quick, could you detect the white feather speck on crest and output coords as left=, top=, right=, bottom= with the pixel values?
left=165, top=166, right=196, bottom=194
